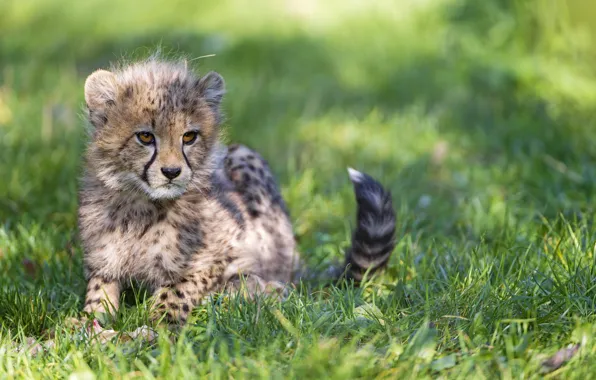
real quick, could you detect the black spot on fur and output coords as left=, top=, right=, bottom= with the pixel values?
left=182, top=304, right=190, bottom=312
left=265, top=180, right=276, bottom=195
left=175, top=289, right=185, bottom=299
left=139, top=222, right=153, bottom=239
left=214, top=190, right=246, bottom=229
left=123, top=86, right=133, bottom=98
left=121, top=217, right=130, bottom=233
left=177, top=219, right=205, bottom=255
left=154, top=254, right=163, bottom=268
left=263, top=224, right=275, bottom=234
left=160, top=292, right=168, bottom=300
left=157, top=210, right=168, bottom=223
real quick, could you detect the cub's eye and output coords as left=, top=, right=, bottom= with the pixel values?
left=183, top=131, right=198, bottom=145
left=136, top=132, right=155, bottom=145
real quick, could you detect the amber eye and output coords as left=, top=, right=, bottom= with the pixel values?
left=183, top=131, right=198, bottom=145
left=136, top=132, right=155, bottom=145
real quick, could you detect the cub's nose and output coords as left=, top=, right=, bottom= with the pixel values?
left=161, top=167, right=182, bottom=180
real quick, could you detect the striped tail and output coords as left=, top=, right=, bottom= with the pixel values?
left=344, top=168, right=397, bottom=282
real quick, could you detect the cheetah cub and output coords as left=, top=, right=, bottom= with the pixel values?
left=79, top=58, right=397, bottom=324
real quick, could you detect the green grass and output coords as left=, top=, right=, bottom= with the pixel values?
left=2, top=0, right=596, bottom=377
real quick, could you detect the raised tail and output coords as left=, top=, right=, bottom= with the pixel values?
left=344, top=168, right=397, bottom=282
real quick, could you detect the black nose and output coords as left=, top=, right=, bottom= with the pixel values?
left=161, top=167, right=181, bottom=180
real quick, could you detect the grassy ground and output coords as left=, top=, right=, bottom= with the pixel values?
left=2, top=0, right=596, bottom=378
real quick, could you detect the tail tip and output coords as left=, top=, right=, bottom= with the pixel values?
left=347, top=167, right=365, bottom=183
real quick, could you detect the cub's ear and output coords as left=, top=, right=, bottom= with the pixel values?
left=84, top=69, right=117, bottom=128
left=196, top=71, right=225, bottom=112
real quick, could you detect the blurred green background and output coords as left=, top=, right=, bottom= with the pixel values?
left=2, top=0, right=596, bottom=259
left=2, top=0, right=596, bottom=377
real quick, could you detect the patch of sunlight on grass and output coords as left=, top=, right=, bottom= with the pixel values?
left=526, top=58, right=596, bottom=108
left=296, top=107, right=442, bottom=166
left=325, top=8, right=447, bottom=92
left=281, top=0, right=447, bottom=28
left=0, top=90, right=13, bottom=125
left=567, top=0, right=596, bottom=58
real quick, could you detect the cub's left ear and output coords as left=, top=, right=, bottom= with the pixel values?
left=84, top=69, right=117, bottom=128
left=196, top=71, right=225, bottom=112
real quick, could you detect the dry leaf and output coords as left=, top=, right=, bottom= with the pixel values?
left=540, top=344, right=580, bottom=373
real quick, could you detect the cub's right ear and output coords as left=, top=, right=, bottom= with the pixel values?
left=84, top=69, right=117, bottom=128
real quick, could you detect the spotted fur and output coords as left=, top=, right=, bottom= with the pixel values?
left=79, top=58, right=396, bottom=325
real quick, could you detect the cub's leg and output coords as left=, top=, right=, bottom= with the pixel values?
left=82, top=276, right=121, bottom=315
left=224, top=274, right=287, bottom=299
left=151, top=266, right=225, bottom=325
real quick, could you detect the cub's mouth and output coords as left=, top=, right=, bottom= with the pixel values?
left=159, top=182, right=185, bottom=191
left=145, top=181, right=188, bottom=200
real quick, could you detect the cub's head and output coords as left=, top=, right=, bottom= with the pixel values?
left=84, top=60, right=225, bottom=200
